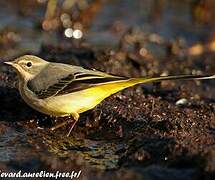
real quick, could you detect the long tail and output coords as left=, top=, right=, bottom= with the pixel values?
left=75, top=74, right=214, bottom=114
left=128, top=74, right=215, bottom=85
left=100, top=74, right=215, bottom=97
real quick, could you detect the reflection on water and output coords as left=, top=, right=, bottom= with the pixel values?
left=0, top=128, right=20, bottom=162
left=0, top=123, right=40, bottom=163
left=44, top=133, right=126, bottom=169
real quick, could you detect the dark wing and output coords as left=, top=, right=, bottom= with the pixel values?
left=27, top=63, right=127, bottom=99
left=27, top=74, right=75, bottom=99
left=57, top=75, right=127, bottom=95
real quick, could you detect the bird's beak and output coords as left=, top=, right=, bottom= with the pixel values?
left=4, top=61, right=14, bottom=66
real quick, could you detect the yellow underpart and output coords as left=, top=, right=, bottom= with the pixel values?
left=28, top=74, right=212, bottom=118
left=44, top=77, right=154, bottom=116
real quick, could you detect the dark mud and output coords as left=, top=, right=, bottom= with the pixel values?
left=0, top=0, right=215, bottom=180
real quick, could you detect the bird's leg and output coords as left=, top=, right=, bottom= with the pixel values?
left=67, top=112, right=80, bottom=137
left=51, top=116, right=72, bottom=131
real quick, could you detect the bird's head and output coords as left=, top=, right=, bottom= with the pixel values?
left=4, top=55, right=49, bottom=80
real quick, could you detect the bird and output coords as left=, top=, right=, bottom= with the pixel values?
left=4, top=55, right=215, bottom=136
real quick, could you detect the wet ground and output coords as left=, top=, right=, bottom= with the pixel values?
left=0, top=0, right=215, bottom=179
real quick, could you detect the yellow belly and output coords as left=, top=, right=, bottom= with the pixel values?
left=21, top=78, right=145, bottom=117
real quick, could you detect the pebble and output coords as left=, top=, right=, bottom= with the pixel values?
left=175, top=98, right=188, bottom=107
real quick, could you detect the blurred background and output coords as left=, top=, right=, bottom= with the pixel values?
left=1, top=0, right=215, bottom=59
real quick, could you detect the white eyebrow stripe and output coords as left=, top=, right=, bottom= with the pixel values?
left=32, top=62, right=44, bottom=66
left=19, top=60, right=43, bottom=66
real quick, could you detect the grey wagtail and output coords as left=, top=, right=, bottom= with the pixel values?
left=4, top=55, right=215, bottom=136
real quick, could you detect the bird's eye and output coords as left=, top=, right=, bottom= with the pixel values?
left=26, top=62, right=32, bottom=68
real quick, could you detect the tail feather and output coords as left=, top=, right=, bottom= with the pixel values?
left=110, top=74, right=215, bottom=94
left=75, top=74, right=214, bottom=113
left=128, top=74, right=215, bottom=85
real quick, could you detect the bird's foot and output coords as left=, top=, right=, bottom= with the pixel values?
left=51, top=120, right=70, bottom=131
left=66, top=112, right=80, bottom=137
left=50, top=113, right=79, bottom=136
left=66, top=119, right=78, bottom=137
